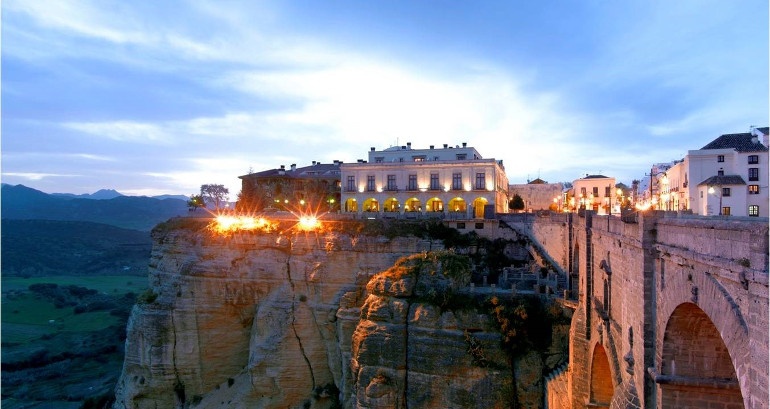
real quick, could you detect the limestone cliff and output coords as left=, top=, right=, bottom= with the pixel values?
left=113, top=218, right=568, bottom=409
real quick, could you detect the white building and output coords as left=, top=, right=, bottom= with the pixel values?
left=339, top=143, right=509, bottom=218
left=687, top=127, right=768, bottom=217
left=571, top=174, right=617, bottom=215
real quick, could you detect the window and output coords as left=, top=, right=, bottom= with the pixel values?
left=456, top=154, right=467, bottom=160
left=408, top=174, right=417, bottom=191
left=604, top=186, right=611, bottom=197
left=430, top=173, right=440, bottom=190
left=366, top=175, right=375, bottom=191
left=749, top=205, right=759, bottom=217
left=457, top=222, right=466, bottom=229
left=722, top=187, right=731, bottom=197
left=475, top=222, right=484, bottom=229
left=346, top=176, right=355, bottom=192
left=386, top=174, right=397, bottom=191
left=581, top=187, right=587, bottom=196
left=375, top=157, right=384, bottom=163
left=700, top=191, right=703, bottom=198
left=749, top=185, right=760, bottom=194
left=749, top=168, right=759, bottom=181
left=717, top=155, right=725, bottom=162
left=452, top=173, right=463, bottom=190
left=748, top=155, right=759, bottom=164
left=413, top=156, right=426, bottom=162
left=592, top=187, right=599, bottom=197
left=475, top=173, right=486, bottom=190
left=717, top=169, right=724, bottom=176
left=721, top=207, right=731, bottom=216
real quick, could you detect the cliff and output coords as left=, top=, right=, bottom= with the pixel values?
left=113, top=218, right=568, bottom=409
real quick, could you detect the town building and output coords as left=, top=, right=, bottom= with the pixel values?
left=508, top=178, right=565, bottom=212
left=339, top=143, right=509, bottom=218
left=237, top=161, right=342, bottom=212
left=685, top=127, right=768, bottom=217
left=571, top=174, right=617, bottom=215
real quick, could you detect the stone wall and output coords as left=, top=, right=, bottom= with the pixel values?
left=535, top=211, right=770, bottom=409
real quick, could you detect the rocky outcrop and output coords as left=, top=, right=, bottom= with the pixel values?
left=350, top=252, right=513, bottom=409
left=113, top=219, right=443, bottom=409
left=113, top=218, right=568, bottom=409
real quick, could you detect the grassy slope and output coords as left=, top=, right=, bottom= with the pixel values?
left=1, top=276, right=147, bottom=407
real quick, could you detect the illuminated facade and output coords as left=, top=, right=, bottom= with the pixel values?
left=340, top=143, right=509, bottom=218
left=237, top=161, right=341, bottom=212
left=571, top=174, right=617, bottom=215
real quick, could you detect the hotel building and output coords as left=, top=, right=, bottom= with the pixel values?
left=339, top=143, right=509, bottom=218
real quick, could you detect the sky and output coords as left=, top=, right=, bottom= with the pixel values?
left=2, top=0, right=768, bottom=197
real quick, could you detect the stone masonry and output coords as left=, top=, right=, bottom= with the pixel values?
left=525, top=211, right=769, bottom=409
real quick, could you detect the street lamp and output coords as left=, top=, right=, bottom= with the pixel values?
left=708, top=186, right=723, bottom=216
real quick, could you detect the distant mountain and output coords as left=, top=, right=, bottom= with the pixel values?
left=1, top=219, right=151, bottom=277
left=52, top=188, right=124, bottom=200
left=153, top=194, right=191, bottom=201
left=1, top=184, right=191, bottom=231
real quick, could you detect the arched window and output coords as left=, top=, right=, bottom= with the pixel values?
left=448, top=197, right=466, bottom=212
left=426, top=197, right=444, bottom=212
left=384, top=197, right=400, bottom=212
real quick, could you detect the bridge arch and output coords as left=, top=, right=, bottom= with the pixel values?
left=659, top=302, right=743, bottom=408
left=589, top=343, right=614, bottom=408
left=655, top=266, right=751, bottom=408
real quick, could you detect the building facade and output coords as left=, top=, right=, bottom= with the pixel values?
left=571, top=174, right=617, bottom=215
left=685, top=127, right=768, bottom=217
left=340, top=143, right=509, bottom=218
left=237, top=161, right=342, bottom=212
left=509, top=178, right=565, bottom=212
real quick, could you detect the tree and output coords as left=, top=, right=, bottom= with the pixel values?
left=509, top=194, right=525, bottom=212
left=187, top=194, right=205, bottom=212
left=200, top=184, right=229, bottom=210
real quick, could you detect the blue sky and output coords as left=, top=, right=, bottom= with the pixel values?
left=2, top=0, right=768, bottom=196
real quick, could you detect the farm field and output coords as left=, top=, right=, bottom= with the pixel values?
left=1, top=275, right=147, bottom=408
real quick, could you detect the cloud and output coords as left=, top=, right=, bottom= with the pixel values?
left=64, top=121, right=170, bottom=143
left=3, top=172, right=80, bottom=181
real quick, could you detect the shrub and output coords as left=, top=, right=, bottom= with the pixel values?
left=137, top=289, right=158, bottom=304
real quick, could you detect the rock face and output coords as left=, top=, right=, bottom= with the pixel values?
left=113, top=219, right=564, bottom=408
left=350, top=252, right=513, bottom=409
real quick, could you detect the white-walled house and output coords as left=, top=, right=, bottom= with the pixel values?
left=687, top=127, right=768, bottom=217
left=339, top=143, right=509, bottom=218
left=571, top=174, right=617, bottom=215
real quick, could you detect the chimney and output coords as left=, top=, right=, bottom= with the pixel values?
left=443, top=144, right=448, bottom=148
left=279, top=165, right=285, bottom=175
left=462, top=142, right=467, bottom=147
left=430, top=145, right=434, bottom=149
left=290, top=164, right=296, bottom=171
left=371, top=147, right=375, bottom=151
left=401, top=145, right=406, bottom=150
left=358, top=159, right=364, bottom=163
left=407, top=142, right=411, bottom=148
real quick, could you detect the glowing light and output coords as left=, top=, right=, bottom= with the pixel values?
left=297, top=216, right=320, bottom=231
left=212, top=215, right=274, bottom=234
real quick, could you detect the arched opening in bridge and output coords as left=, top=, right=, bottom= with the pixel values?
left=659, top=302, right=743, bottom=409
left=472, top=197, right=488, bottom=218
left=383, top=197, right=399, bottom=212
left=589, top=343, right=613, bottom=408
left=344, top=198, right=357, bottom=212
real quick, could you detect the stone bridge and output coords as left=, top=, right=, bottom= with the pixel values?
left=506, top=211, right=769, bottom=409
